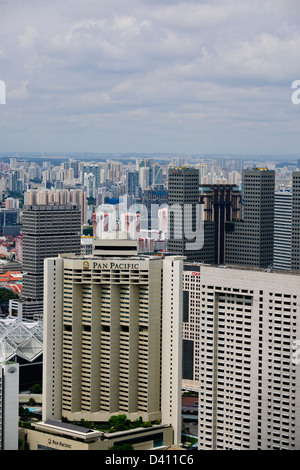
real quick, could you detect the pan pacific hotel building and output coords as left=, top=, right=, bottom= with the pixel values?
left=39, top=240, right=184, bottom=449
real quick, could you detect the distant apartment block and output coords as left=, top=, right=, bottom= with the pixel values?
left=24, top=189, right=87, bottom=224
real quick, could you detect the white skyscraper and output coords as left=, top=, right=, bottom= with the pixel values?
left=196, top=264, right=300, bottom=450
left=274, top=192, right=292, bottom=270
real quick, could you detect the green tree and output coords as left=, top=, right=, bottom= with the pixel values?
left=29, top=383, right=42, bottom=394
left=19, top=406, right=30, bottom=418
left=108, top=444, right=134, bottom=450
left=108, top=414, right=131, bottom=432
left=0, top=287, right=19, bottom=304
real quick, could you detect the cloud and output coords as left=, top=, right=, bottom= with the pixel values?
left=0, top=0, right=299, bottom=154
left=18, top=25, right=38, bottom=48
left=8, top=80, right=29, bottom=99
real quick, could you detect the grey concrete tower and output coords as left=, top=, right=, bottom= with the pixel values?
left=167, top=167, right=203, bottom=262
left=22, top=204, right=81, bottom=319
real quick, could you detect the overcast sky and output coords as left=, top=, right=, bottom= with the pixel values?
left=0, top=0, right=300, bottom=156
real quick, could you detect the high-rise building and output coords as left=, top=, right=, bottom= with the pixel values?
left=234, top=158, right=244, bottom=172
left=139, top=166, right=150, bottom=191
left=199, top=184, right=241, bottom=264
left=187, top=264, right=300, bottom=450
left=167, top=171, right=241, bottom=264
left=225, top=168, right=275, bottom=267
left=195, top=163, right=208, bottom=184
left=182, top=263, right=201, bottom=391
left=0, top=209, right=20, bottom=236
left=125, top=169, right=139, bottom=195
left=22, top=204, right=81, bottom=319
left=42, top=252, right=184, bottom=446
left=274, top=192, right=292, bottom=270
left=167, top=167, right=203, bottom=262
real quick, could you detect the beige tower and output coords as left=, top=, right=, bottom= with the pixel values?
left=43, top=253, right=184, bottom=446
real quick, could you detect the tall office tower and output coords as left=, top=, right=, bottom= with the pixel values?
left=43, top=253, right=184, bottom=446
left=167, top=167, right=203, bottom=262
left=22, top=204, right=81, bottom=319
left=195, top=264, right=300, bottom=450
left=274, top=192, right=292, bottom=270
left=225, top=168, right=275, bottom=267
left=0, top=362, right=19, bottom=450
left=199, top=184, right=241, bottom=264
left=291, top=172, right=300, bottom=270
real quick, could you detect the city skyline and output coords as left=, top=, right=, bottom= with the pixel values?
left=0, top=0, right=300, bottom=155
left=1, top=0, right=300, bottom=453
left=0, top=150, right=300, bottom=450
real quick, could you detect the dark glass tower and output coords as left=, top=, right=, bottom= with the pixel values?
left=225, top=168, right=275, bottom=268
left=199, top=184, right=241, bottom=264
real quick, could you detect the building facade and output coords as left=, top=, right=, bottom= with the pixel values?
left=0, top=361, right=19, bottom=450
left=43, top=253, right=184, bottom=446
left=199, top=184, right=241, bottom=264
left=292, top=172, right=300, bottom=270
left=195, top=264, right=300, bottom=450
left=22, top=204, right=81, bottom=319
left=167, top=167, right=203, bottom=262
left=274, top=192, right=292, bottom=270
left=225, top=168, right=275, bottom=268
left=182, top=263, right=201, bottom=391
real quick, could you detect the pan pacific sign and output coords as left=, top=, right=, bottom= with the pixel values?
left=47, top=438, right=72, bottom=449
left=84, top=261, right=140, bottom=270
